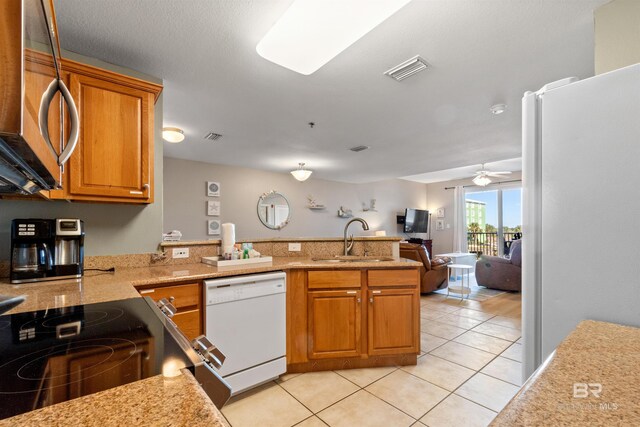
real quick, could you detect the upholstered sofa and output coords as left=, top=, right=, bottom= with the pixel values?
left=475, top=239, right=522, bottom=291
left=399, top=243, right=451, bottom=293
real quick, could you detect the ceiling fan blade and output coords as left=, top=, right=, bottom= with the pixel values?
left=486, top=171, right=512, bottom=177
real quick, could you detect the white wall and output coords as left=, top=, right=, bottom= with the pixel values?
left=163, top=157, right=428, bottom=241
left=425, top=172, right=522, bottom=255
left=595, top=0, right=640, bottom=75
left=0, top=52, right=163, bottom=259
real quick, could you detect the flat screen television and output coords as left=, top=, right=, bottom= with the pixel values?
left=403, top=208, right=429, bottom=233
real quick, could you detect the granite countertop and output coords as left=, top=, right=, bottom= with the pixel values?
left=0, top=256, right=420, bottom=315
left=492, top=320, right=640, bottom=426
left=0, top=369, right=227, bottom=427
left=0, top=256, right=419, bottom=425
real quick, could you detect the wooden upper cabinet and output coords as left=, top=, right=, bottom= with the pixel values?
left=367, top=288, right=419, bottom=356
left=66, top=73, right=154, bottom=202
left=22, top=49, right=162, bottom=204
left=308, top=290, right=362, bottom=359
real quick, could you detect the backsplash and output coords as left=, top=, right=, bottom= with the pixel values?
left=0, top=237, right=401, bottom=277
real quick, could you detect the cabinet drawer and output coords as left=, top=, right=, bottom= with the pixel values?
left=138, top=283, right=200, bottom=309
left=172, top=309, right=201, bottom=341
left=368, top=269, right=418, bottom=287
left=308, top=270, right=361, bottom=289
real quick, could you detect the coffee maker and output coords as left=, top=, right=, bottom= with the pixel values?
left=10, top=219, right=84, bottom=284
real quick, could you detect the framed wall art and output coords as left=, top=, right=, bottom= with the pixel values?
left=207, top=219, right=221, bottom=235
left=207, top=181, right=220, bottom=197
left=207, top=200, right=221, bottom=216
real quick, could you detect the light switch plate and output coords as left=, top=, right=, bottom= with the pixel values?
left=172, top=248, right=189, bottom=259
left=288, top=243, right=301, bottom=252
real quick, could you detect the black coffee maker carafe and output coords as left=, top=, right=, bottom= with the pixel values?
left=10, top=219, right=84, bottom=284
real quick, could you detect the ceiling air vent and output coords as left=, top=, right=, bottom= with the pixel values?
left=384, top=55, right=429, bottom=81
left=349, top=145, right=370, bottom=152
left=204, top=132, right=223, bottom=141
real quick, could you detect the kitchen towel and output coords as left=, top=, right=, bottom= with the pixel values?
left=222, top=223, right=236, bottom=254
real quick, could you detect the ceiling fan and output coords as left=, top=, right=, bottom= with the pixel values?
left=472, top=164, right=511, bottom=186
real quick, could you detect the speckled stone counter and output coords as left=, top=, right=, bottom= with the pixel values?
left=0, top=368, right=228, bottom=427
left=0, top=256, right=419, bottom=425
left=0, top=256, right=420, bottom=315
left=492, top=320, right=640, bottom=426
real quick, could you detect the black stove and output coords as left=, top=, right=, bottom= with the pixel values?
left=0, top=298, right=230, bottom=420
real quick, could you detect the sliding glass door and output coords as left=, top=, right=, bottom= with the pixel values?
left=466, top=187, right=521, bottom=256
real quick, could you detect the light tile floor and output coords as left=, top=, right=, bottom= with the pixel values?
left=221, top=279, right=522, bottom=427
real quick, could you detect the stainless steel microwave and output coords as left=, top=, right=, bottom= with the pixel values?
left=0, top=0, right=79, bottom=195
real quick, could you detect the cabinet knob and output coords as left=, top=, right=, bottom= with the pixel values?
left=169, top=296, right=175, bottom=303
left=143, top=183, right=150, bottom=190
left=370, top=297, right=373, bottom=303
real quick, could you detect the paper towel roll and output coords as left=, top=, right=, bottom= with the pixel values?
left=222, top=223, right=236, bottom=254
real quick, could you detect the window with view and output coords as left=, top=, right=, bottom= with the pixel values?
left=465, top=187, right=521, bottom=256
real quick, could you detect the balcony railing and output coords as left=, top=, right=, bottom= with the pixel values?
left=467, top=232, right=520, bottom=256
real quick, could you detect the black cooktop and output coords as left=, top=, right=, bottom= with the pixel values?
left=0, top=298, right=194, bottom=420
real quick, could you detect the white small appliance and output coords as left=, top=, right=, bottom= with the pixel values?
left=522, top=63, right=640, bottom=379
left=204, top=271, right=286, bottom=394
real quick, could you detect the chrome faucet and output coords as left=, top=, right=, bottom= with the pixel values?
left=343, top=218, right=369, bottom=256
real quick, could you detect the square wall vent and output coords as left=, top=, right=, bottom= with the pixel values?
left=384, top=55, right=429, bottom=81
left=204, top=132, right=223, bottom=141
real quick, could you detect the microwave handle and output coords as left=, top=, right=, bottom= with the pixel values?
left=38, top=78, right=80, bottom=167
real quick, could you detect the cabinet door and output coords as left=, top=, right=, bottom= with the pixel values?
left=368, top=288, right=419, bottom=356
left=44, top=338, right=153, bottom=405
left=308, top=290, right=361, bottom=359
left=67, top=73, right=154, bottom=202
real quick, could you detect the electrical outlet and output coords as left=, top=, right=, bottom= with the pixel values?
left=288, top=243, right=301, bottom=252
left=172, top=248, right=189, bottom=259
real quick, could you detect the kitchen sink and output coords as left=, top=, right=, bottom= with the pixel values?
left=311, top=256, right=395, bottom=263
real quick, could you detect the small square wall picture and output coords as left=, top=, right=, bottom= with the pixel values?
left=207, top=219, right=221, bottom=236
left=207, top=200, right=220, bottom=216
left=436, top=219, right=445, bottom=231
left=207, top=181, right=220, bottom=197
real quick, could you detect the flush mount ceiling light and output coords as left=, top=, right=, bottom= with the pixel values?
left=256, top=0, right=413, bottom=75
left=162, top=127, right=185, bottom=143
left=291, top=163, right=313, bottom=181
left=490, top=104, right=507, bottom=115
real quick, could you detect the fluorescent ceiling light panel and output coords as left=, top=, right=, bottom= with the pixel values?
left=256, top=0, right=412, bottom=75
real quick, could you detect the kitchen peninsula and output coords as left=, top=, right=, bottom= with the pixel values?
left=0, top=249, right=421, bottom=425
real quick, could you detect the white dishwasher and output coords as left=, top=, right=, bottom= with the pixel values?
left=204, top=271, right=286, bottom=395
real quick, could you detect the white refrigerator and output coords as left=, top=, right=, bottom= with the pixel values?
left=522, top=63, right=640, bottom=379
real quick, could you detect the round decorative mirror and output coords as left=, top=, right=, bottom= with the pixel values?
left=257, top=191, right=291, bottom=230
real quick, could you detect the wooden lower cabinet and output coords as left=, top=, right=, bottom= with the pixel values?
left=43, top=338, right=153, bottom=406
left=308, top=289, right=362, bottom=359
left=136, top=282, right=203, bottom=341
left=288, top=267, right=420, bottom=372
left=368, top=288, right=419, bottom=355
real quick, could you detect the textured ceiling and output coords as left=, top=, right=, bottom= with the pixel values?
left=54, top=0, right=607, bottom=183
